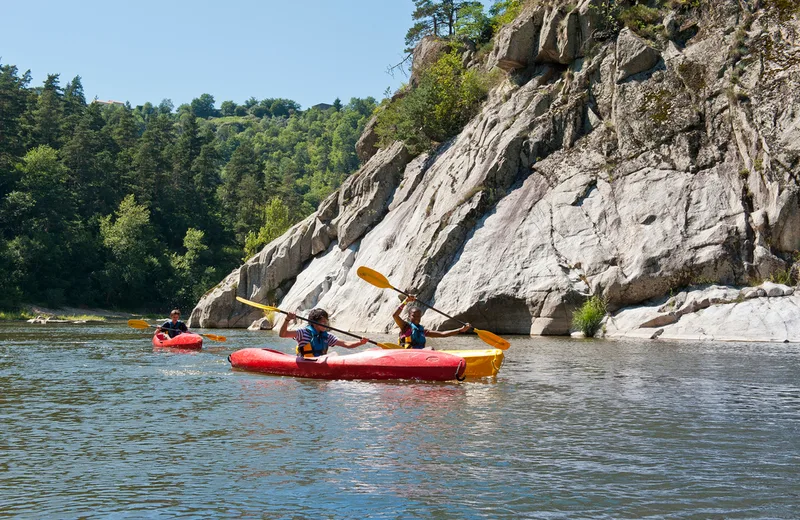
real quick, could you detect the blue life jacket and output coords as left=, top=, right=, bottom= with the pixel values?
left=161, top=320, right=187, bottom=338
left=399, top=322, right=426, bottom=349
left=297, top=325, right=330, bottom=358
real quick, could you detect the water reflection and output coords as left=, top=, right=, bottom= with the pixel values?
left=0, top=322, right=798, bottom=518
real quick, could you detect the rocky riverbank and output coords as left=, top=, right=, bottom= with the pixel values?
left=604, top=282, right=800, bottom=342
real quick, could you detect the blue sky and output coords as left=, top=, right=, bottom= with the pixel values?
left=1, top=0, right=414, bottom=109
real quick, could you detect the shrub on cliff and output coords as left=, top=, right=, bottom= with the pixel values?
left=572, top=296, right=607, bottom=338
left=375, top=50, right=495, bottom=155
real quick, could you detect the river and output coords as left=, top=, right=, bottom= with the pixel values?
left=1, top=322, right=798, bottom=518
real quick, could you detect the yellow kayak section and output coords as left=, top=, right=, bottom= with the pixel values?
left=440, top=349, right=505, bottom=378
left=377, top=345, right=505, bottom=377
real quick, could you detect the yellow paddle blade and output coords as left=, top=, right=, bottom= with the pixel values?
left=236, top=296, right=281, bottom=313
left=475, top=328, right=510, bottom=350
left=377, top=342, right=403, bottom=350
left=356, top=266, right=394, bottom=290
left=127, top=319, right=151, bottom=330
left=202, top=333, right=227, bottom=342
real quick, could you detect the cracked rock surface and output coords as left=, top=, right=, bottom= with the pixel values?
left=191, top=1, right=800, bottom=340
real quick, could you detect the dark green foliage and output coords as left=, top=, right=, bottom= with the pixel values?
left=0, top=62, right=376, bottom=312
left=0, top=64, right=31, bottom=199
left=619, top=4, right=665, bottom=41
left=376, top=50, right=494, bottom=155
left=191, top=93, right=218, bottom=119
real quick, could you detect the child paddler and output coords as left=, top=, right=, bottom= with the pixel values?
left=156, top=309, right=189, bottom=338
left=279, top=308, right=368, bottom=358
left=392, top=295, right=472, bottom=349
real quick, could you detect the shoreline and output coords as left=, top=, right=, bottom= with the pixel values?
left=1, top=304, right=152, bottom=322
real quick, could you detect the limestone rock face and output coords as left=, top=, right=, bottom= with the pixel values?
left=606, top=285, right=800, bottom=342
left=615, top=28, right=662, bottom=82
left=191, top=1, right=800, bottom=340
left=355, top=114, right=380, bottom=164
left=488, top=0, right=601, bottom=71
left=333, top=142, right=412, bottom=249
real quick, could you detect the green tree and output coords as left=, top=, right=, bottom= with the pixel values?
left=218, top=140, right=265, bottom=243
left=170, top=227, right=216, bottom=308
left=31, top=74, right=64, bottom=148
left=0, top=64, right=31, bottom=199
left=406, top=0, right=472, bottom=51
left=4, top=146, right=81, bottom=305
left=488, top=0, right=522, bottom=31
left=243, top=197, right=292, bottom=259
left=191, top=93, right=217, bottom=119
left=99, top=194, right=161, bottom=306
left=158, top=99, right=174, bottom=114
left=456, top=2, right=493, bottom=43
left=220, top=100, right=237, bottom=116
left=61, top=102, right=117, bottom=216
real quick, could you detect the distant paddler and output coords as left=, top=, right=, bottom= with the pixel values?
left=157, top=309, right=189, bottom=338
left=393, top=295, right=472, bottom=349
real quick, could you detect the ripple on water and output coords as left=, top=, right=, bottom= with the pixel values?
left=1, top=323, right=799, bottom=517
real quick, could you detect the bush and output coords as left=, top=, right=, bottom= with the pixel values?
left=619, top=5, right=664, bottom=40
left=375, top=51, right=495, bottom=155
left=572, top=296, right=607, bottom=338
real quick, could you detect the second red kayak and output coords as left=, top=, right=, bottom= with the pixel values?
left=152, top=332, right=203, bottom=350
left=229, top=348, right=466, bottom=381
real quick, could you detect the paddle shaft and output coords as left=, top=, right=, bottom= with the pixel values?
left=393, top=288, right=470, bottom=328
left=129, top=320, right=225, bottom=341
left=276, top=309, right=382, bottom=347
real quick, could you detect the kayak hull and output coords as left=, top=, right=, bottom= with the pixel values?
left=152, top=332, right=203, bottom=350
left=229, top=348, right=466, bottom=381
left=440, top=349, right=505, bottom=378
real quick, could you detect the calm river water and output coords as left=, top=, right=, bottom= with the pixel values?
left=1, top=322, right=798, bottom=518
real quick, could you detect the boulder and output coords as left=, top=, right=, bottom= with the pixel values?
left=615, top=28, right=662, bottom=82
left=355, top=114, right=380, bottom=164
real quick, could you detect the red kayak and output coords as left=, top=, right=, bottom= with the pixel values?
left=152, top=332, right=203, bottom=350
left=229, top=348, right=466, bottom=381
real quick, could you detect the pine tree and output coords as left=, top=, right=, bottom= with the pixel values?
left=0, top=64, right=31, bottom=200
left=31, top=74, right=64, bottom=149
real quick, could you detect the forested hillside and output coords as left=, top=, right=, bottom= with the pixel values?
left=0, top=67, right=375, bottom=311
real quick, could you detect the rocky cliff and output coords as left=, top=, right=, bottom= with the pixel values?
left=191, top=0, right=800, bottom=339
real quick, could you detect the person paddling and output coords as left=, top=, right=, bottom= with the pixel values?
left=280, top=308, right=368, bottom=358
left=393, top=295, right=472, bottom=349
left=157, top=309, right=189, bottom=338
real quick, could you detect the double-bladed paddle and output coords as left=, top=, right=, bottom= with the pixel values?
left=356, top=266, right=511, bottom=350
left=127, top=319, right=227, bottom=342
left=235, top=296, right=401, bottom=350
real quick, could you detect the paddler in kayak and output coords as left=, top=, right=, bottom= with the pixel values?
left=156, top=309, right=189, bottom=338
left=280, top=308, right=368, bottom=358
left=393, top=296, right=472, bottom=349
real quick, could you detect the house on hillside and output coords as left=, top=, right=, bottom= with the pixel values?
left=94, top=100, right=125, bottom=107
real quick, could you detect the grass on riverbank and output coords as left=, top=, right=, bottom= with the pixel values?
left=572, top=296, right=608, bottom=338
left=0, top=311, right=109, bottom=322
left=58, top=315, right=107, bottom=322
left=0, top=310, right=36, bottom=321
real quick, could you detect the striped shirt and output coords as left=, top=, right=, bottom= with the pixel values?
left=294, top=327, right=338, bottom=348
